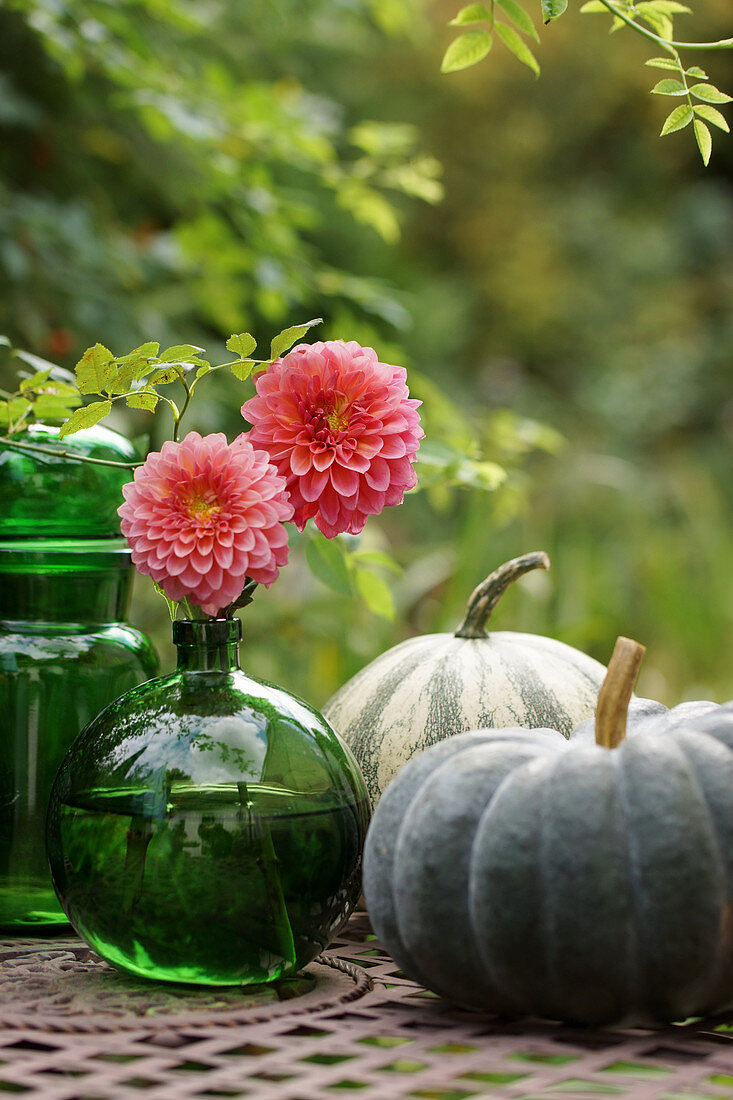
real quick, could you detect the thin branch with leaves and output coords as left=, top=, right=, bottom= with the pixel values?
left=442, top=0, right=731, bottom=163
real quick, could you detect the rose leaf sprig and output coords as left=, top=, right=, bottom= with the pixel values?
left=441, top=0, right=731, bottom=164
left=60, top=318, right=324, bottom=445
left=0, top=337, right=82, bottom=438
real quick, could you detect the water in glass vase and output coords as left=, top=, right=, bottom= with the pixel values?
left=55, top=781, right=366, bottom=985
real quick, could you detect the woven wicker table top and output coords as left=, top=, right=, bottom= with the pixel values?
left=1, top=913, right=733, bottom=1100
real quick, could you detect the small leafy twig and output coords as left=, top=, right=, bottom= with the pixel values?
left=57, top=319, right=322, bottom=443
left=442, top=1, right=540, bottom=77
left=0, top=437, right=143, bottom=469
left=0, top=321, right=323, bottom=470
left=441, top=0, right=732, bottom=162
left=589, top=0, right=731, bottom=163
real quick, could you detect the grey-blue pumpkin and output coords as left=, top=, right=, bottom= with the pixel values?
left=324, top=552, right=608, bottom=807
left=364, top=639, right=733, bottom=1026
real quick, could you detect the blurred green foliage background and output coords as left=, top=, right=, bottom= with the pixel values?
left=1, top=0, right=731, bottom=705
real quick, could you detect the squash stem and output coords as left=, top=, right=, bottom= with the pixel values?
left=595, top=637, right=646, bottom=749
left=454, top=551, right=550, bottom=639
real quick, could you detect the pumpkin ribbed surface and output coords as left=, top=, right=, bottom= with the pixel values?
left=323, top=630, right=606, bottom=806
left=364, top=722, right=733, bottom=1025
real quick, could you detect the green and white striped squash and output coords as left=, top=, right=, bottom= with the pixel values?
left=363, top=639, right=733, bottom=1026
left=323, top=552, right=608, bottom=807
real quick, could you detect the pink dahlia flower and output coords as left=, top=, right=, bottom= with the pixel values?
left=240, top=340, right=423, bottom=537
left=118, top=432, right=293, bottom=615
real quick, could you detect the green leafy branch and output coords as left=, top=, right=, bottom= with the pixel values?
left=442, top=0, right=731, bottom=162
left=0, top=320, right=323, bottom=468
left=0, top=336, right=82, bottom=437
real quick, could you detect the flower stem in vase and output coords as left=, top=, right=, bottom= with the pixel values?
left=122, top=818, right=154, bottom=913
left=238, top=781, right=296, bottom=972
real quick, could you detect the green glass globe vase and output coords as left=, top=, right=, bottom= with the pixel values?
left=47, top=618, right=370, bottom=986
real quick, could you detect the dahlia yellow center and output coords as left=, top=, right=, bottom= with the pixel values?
left=326, top=405, right=349, bottom=432
left=186, top=491, right=221, bottom=522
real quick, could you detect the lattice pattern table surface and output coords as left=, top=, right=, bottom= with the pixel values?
left=2, top=913, right=733, bottom=1100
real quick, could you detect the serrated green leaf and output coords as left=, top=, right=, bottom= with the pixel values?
left=645, top=57, right=681, bottom=71
left=126, top=391, right=159, bottom=411
left=660, top=104, right=693, bottom=135
left=19, top=369, right=53, bottom=394
left=639, top=9, right=673, bottom=38
left=496, top=22, right=540, bottom=74
left=579, top=1, right=608, bottom=11
left=693, top=104, right=729, bottom=133
left=270, top=318, right=323, bottom=360
left=0, top=396, right=31, bottom=427
left=149, top=366, right=183, bottom=385
left=449, top=3, right=491, bottom=25
left=196, top=364, right=212, bottom=379
left=75, top=344, right=116, bottom=395
left=305, top=535, right=353, bottom=596
left=35, top=380, right=80, bottom=399
left=32, top=394, right=80, bottom=421
left=230, top=359, right=256, bottom=382
left=541, top=0, right=567, bottom=23
left=694, top=118, right=712, bottom=165
left=690, top=83, right=732, bottom=105
left=686, top=66, right=707, bottom=79
left=59, top=400, right=112, bottom=438
left=355, top=568, right=395, bottom=620
left=160, top=344, right=206, bottom=363
left=118, top=341, right=160, bottom=363
left=441, top=30, right=492, bottom=72
left=639, top=0, right=690, bottom=12
left=651, top=78, right=686, bottom=96
left=113, top=364, right=146, bottom=394
left=226, top=332, right=257, bottom=358
left=112, top=343, right=161, bottom=392
left=495, top=0, right=539, bottom=40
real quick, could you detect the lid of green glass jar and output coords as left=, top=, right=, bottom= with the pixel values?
left=0, top=423, right=138, bottom=539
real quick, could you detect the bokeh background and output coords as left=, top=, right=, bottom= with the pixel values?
left=1, top=0, right=731, bottom=705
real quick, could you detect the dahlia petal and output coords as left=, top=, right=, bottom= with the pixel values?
left=290, top=447, right=313, bottom=476
left=299, top=468, right=330, bottom=503
left=311, top=448, right=335, bottom=472
left=378, top=435, right=408, bottom=459
left=330, top=464, right=360, bottom=497
left=364, top=457, right=391, bottom=492
left=317, top=487, right=342, bottom=528
left=355, top=436, right=383, bottom=460
left=339, top=449, right=370, bottom=474
left=165, top=554, right=190, bottom=577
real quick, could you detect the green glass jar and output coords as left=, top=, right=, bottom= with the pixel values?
left=47, top=619, right=370, bottom=986
left=0, top=425, right=158, bottom=933
left=0, top=423, right=139, bottom=539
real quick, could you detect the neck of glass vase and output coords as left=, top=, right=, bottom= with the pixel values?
left=173, top=619, right=242, bottom=672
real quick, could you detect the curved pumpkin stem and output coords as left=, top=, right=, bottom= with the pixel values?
left=595, top=636, right=646, bottom=749
left=454, top=551, right=550, bottom=640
